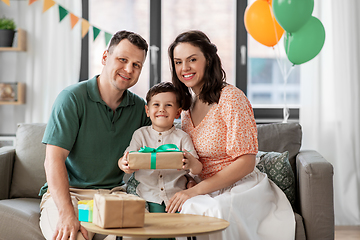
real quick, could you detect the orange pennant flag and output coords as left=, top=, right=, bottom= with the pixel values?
left=1, top=0, right=10, bottom=6
left=29, top=0, right=37, bottom=5
left=70, top=13, right=79, bottom=29
left=43, top=0, right=56, bottom=13
left=81, top=19, right=90, bottom=38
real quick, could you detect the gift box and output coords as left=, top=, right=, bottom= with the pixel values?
left=78, top=200, right=93, bottom=222
left=93, top=193, right=146, bottom=228
left=128, top=152, right=183, bottom=169
left=128, top=144, right=183, bottom=169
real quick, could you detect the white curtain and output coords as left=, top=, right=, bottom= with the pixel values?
left=300, top=0, right=360, bottom=225
left=21, top=0, right=82, bottom=123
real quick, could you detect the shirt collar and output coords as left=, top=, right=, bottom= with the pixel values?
left=150, top=125, right=176, bottom=136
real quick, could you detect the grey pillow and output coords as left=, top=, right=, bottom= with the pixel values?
left=10, top=123, right=47, bottom=198
left=256, top=151, right=295, bottom=206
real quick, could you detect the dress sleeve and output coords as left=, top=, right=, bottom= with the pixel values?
left=219, top=86, right=258, bottom=158
left=180, top=133, right=199, bottom=159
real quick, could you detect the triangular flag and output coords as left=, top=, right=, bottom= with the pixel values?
left=43, top=0, right=56, bottom=13
left=93, top=27, right=101, bottom=41
left=81, top=19, right=90, bottom=38
left=28, top=0, right=37, bottom=5
left=105, top=32, right=112, bottom=46
left=69, top=13, right=79, bottom=29
left=58, top=5, right=69, bottom=22
left=1, top=0, right=10, bottom=6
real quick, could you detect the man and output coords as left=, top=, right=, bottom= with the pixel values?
left=39, top=30, right=151, bottom=240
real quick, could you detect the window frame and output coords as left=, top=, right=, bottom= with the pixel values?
left=81, top=0, right=299, bottom=122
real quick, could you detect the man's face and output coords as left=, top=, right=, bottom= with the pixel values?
left=102, top=39, right=146, bottom=92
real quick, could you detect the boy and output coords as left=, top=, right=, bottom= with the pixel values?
left=118, top=82, right=201, bottom=214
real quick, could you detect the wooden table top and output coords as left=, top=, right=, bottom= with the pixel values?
left=81, top=213, right=229, bottom=238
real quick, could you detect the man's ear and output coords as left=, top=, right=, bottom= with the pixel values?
left=102, top=50, right=109, bottom=65
left=145, top=105, right=150, bottom=117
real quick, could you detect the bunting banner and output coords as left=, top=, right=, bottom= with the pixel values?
left=3, top=0, right=113, bottom=47
left=29, top=0, right=37, bottom=5
left=43, top=0, right=56, bottom=13
left=1, top=0, right=10, bottom=6
left=81, top=19, right=90, bottom=38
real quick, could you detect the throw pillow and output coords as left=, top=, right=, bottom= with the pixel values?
left=256, top=151, right=295, bottom=206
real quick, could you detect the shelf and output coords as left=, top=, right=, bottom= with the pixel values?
left=0, top=29, right=26, bottom=51
left=0, top=82, right=25, bottom=105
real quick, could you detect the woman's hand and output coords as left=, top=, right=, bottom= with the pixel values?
left=182, top=150, right=202, bottom=175
left=166, top=188, right=198, bottom=213
left=118, top=152, right=137, bottom=174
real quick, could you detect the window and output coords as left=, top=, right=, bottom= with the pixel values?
left=88, top=0, right=150, bottom=99
left=83, top=0, right=299, bottom=122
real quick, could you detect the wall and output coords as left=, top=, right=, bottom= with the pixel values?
left=0, top=2, right=27, bottom=135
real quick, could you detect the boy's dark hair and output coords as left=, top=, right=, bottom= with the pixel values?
left=108, top=30, right=148, bottom=56
left=168, top=30, right=227, bottom=110
left=146, top=82, right=182, bottom=108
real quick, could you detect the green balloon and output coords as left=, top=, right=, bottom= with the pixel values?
left=273, top=0, right=314, bottom=33
left=284, top=16, right=325, bottom=65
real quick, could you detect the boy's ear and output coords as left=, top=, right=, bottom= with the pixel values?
left=145, top=105, right=150, bottom=117
left=175, top=107, right=182, bottom=119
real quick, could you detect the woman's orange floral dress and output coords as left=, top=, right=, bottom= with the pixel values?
left=180, top=84, right=295, bottom=240
left=182, top=84, right=258, bottom=180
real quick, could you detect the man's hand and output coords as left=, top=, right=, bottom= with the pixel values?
left=53, top=211, right=88, bottom=240
left=118, top=152, right=137, bottom=174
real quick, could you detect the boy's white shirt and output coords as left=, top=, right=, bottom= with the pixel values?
left=125, top=125, right=198, bottom=206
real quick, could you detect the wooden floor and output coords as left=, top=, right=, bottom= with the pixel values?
left=335, top=226, right=360, bottom=240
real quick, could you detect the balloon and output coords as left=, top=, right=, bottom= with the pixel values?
left=244, top=0, right=284, bottom=47
left=284, top=16, right=325, bottom=65
left=272, top=0, right=314, bottom=33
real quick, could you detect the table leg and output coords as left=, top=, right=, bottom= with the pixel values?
left=187, top=237, right=197, bottom=240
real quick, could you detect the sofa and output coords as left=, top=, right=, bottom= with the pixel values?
left=0, top=122, right=334, bottom=240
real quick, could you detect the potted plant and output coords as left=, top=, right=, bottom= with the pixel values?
left=0, top=16, right=16, bottom=47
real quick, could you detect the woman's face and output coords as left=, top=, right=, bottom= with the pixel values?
left=173, top=43, right=207, bottom=94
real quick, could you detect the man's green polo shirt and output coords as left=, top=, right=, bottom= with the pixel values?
left=41, top=76, right=151, bottom=193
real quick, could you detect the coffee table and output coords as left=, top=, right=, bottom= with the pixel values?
left=81, top=213, right=229, bottom=239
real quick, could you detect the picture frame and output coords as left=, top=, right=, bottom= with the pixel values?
left=0, top=82, right=25, bottom=104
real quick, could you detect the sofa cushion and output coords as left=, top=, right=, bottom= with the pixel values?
left=257, top=123, right=302, bottom=174
left=10, top=123, right=47, bottom=199
left=256, top=151, right=295, bottom=206
left=0, top=198, right=44, bottom=240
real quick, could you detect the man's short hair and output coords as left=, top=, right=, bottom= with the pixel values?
left=108, top=30, right=148, bottom=56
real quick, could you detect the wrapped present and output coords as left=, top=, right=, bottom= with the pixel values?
left=93, top=193, right=146, bottom=229
left=128, top=144, right=183, bottom=169
left=78, top=200, right=93, bottom=222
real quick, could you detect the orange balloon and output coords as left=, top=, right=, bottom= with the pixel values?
left=244, top=0, right=284, bottom=47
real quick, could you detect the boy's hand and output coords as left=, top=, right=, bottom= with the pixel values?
left=182, top=150, right=202, bottom=175
left=118, top=152, right=137, bottom=174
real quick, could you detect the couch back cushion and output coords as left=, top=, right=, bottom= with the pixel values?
left=10, top=123, right=47, bottom=199
left=257, top=123, right=302, bottom=173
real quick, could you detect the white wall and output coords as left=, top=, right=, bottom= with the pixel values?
left=0, top=2, right=27, bottom=135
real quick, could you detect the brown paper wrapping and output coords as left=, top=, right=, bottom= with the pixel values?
left=93, top=193, right=146, bottom=228
left=128, top=152, right=183, bottom=169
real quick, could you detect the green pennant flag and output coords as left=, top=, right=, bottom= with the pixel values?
left=93, top=26, right=100, bottom=41
left=58, top=5, right=68, bottom=22
left=105, top=32, right=112, bottom=47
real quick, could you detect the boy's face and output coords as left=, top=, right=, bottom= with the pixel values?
left=145, top=92, right=182, bottom=132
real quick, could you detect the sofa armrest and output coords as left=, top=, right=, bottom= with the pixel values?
left=296, top=150, right=334, bottom=240
left=0, top=147, right=15, bottom=200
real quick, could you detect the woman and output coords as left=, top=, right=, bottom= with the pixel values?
left=165, top=30, right=295, bottom=240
